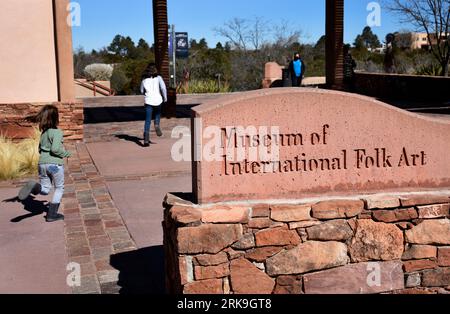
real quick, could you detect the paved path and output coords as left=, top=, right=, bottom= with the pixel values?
left=86, top=137, right=190, bottom=178
left=106, top=176, right=191, bottom=248
left=0, top=189, right=70, bottom=294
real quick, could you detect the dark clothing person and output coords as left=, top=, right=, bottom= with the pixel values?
left=343, top=52, right=357, bottom=91
left=288, top=56, right=306, bottom=87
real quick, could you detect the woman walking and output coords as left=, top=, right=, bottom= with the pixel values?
left=18, top=105, right=71, bottom=222
left=140, top=63, right=167, bottom=147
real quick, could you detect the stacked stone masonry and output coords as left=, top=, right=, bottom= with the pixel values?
left=0, top=102, right=83, bottom=141
left=163, top=191, right=450, bottom=294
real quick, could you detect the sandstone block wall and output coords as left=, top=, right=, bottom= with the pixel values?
left=163, top=191, right=450, bottom=294
left=0, top=102, right=83, bottom=141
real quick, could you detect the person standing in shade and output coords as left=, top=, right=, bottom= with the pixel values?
left=140, top=63, right=167, bottom=147
left=343, top=44, right=357, bottom=91
left=289, top=53, right=306, bottom=87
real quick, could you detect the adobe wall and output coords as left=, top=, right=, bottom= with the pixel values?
left=0, top=102, right=83, bottom=142
left=0, top=0, right=59, bottom=104
left=163, top=191, right=450, bottom=294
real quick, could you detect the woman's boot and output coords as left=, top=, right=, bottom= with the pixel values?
left=143, top=132, right=150, bottom=147
left=46, top=203, right=64, bottom=222
left=18, top=181, right=41, bottom=201
left=155, top=125, right=163, bottom=137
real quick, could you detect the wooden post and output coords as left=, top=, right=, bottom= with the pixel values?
left=153, top=0, right=176, bottom=118
left=326, top=0, right=345, bottom=90
left=53, top=0, right=75, bottom=102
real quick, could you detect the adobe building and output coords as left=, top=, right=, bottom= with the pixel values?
left=0, top=0, right=82, bottom=140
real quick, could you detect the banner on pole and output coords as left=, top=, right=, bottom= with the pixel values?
left=175, top=32, right=189, bottom=58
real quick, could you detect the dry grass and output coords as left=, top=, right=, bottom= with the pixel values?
left=177, top=79, right=231, bottom=94
left=0, top=128, right=40, bottom=180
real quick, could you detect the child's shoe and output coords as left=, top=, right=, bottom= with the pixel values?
left=46, top=203, right=64, bottom=222
left=18, top=181, right=41, bottom=201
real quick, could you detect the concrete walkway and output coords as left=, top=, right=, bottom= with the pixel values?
left=0, top=189, right=70, bottom=294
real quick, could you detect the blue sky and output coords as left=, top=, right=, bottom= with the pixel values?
left=72, top=0, right=411, bottom=51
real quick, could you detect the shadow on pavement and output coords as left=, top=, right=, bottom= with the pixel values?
left=2, top=196, right=48, bottom=223
left=115, top=134, right=144, bottom=147
left=110, top=245, right=165, bottom=294
left=84, top=104, right=198, bottom=124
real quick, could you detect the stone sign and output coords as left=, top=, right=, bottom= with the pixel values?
left=191, top=88, right=450, bottom=204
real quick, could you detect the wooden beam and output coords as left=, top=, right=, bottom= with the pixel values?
left=153, top=0, right=170, bottom=85
left=153, top=0, right=176, bottom=118
left=326, top=0, right=345, bottom=90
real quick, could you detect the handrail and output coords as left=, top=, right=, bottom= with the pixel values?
left=75, top=78, right=116, bottom=96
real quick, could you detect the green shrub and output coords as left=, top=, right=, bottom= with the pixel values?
left=177, top=79, right=231, bottom=94
left=110, top=66, right=131, bottom=95
left=415, top=63, right=442, bottom=76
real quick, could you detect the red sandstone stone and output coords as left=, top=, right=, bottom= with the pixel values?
left=264, top=62, right=283, bottom=80
left=164, top=193, right=194, bottom=207
left=266, top=241, right=348, bottom=276
left=303, top=261, right=404, bottom=294
left=403, top=259, right=437, bottom=272
left=225, top=248, right=245, bottom=260
left=248, top=218, right=271, bottom=229
left=349, top=220, right=404, bottom=262
left=252, top=204, right=270, bottom=218
left=179, top=256, right=190, bottom=285
left=372, top=208, right=418, bottom=223
left=274, top=275, right=303, bottom=294
left=405, top=219, right=450, bottom=245
left=177, top=224, right=243, bottom=254
left=347, top=218, right=357, bottom=231
left=255, top=227, right=301, bottom=247
left=396, top=222, right=415, bottom=230
left=194, top=263, right=230, bottom=280
left=364, top=195, right=400, bottom=209
left=201, top=206, right=250, bottom=223
left=270, top=205, right=312, bottom=222
left=306, top=220, right=353, bottom=241
left=195, top=252, right=229, bottom=266
left=245, top=247, right=284, bottom=262
left=422, top=268, right=450, bottom=287
left=230, top=258, right=275, bottom=294
left=183, top=279, right=223, bottom=294
left=311, top=200, right=364, bottom=220
left=170, top=206, right=202, bottom=225
left=400, top=194, right=450, bottom=207
left=438, top=247, right=450, bottom=267
left=417, top=204, right=450, bottom=219
left=231, top=233, right=255, bottom=250
left=288, top=220, right=321, bottom=229
left=358, top=210, right=373, bottom=219
left=402, top=245, right=437, bottom=260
